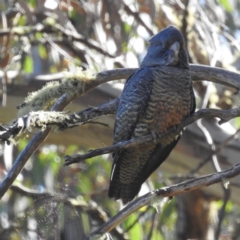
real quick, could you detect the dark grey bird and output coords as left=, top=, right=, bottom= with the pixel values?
left=108, top=26, right=195, bottom=204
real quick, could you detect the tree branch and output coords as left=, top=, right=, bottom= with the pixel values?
left=1, top=64, right=240, bottom=199
left=0, top=98, right=120, bottom=143
left=1, top=64, right=240, bottom=142
left=0, top=25, right=116, bottom=58
left=64, top=107, right=240, bottom=165
left=190, top=64, right=240, bottom=90
left=122, top=1, right=154, bottom=36
left=189, top=129, right=240, bottom=175
left=0, top=94, right=72, bottom=199
left=85, top=162, right=240, bottom=239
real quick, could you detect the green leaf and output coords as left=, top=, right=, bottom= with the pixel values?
left=125, top=213, right=143, bottom=240
left=38, top=44, right=48, bottom=59
left=219, top=0, right=233, bottom=12
left=216, top=199, right=233, bottom=212
left=35, top=32, right=43, bottom=40
left=81, top=213, right=90, bottom=234
left=65, top=145, right=79, bottom=155
left=69, top=9, right=77, bottom=20
left=29, top=0, right=36, bottom=8
left=159, top=199, right=177, bottom=229
left=122, top=42, right=128, bottom=53
left=23, top=55, right=33, bottom=73
left=18, top=139, right=28, bottom=151
left=234, top=117, right=240, bottom=128
left=18, top=15, right=27, bottom=26
left=225, top=200, right=233, bottom=212
left=123, top=22, right=131, bottom=34
left=151, top=230, right=163, bottom=240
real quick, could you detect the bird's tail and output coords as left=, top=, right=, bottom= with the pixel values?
left=108, top=139, right=179, bottom=204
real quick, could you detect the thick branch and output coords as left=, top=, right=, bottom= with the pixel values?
left=5, top=64, right=238, bottom=88
left=190, top=64, right=240, bottom=90
left=12, top=64, right=240, bottom=91
left=1, top=64, right=240, bottom=142
left=91, top=64, right=240, bottom=90
left=85, top=162, right=240, bottom=239
left=37, top=64, right=240, bottom=91
left=64, top=107, right=240, bottom=165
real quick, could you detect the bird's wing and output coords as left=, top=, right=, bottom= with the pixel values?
left=111, top=67, right=154, bottom=174
left=113, top=68, right=154, bottom=144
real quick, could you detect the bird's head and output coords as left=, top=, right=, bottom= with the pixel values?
left=141, top=26, right=189, bottom=68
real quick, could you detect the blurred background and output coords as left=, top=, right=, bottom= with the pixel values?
left=0, top=0, right=240, bottom=239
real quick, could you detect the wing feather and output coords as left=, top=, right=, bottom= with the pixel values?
left=111, top=68, right=154, bottom=164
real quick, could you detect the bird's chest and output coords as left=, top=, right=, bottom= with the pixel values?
left=134, top=74, right=192, bottom=145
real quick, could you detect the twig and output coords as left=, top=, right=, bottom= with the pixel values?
left=0, top=24, right=116, bottom=58
left=122, top=1, right=154, bottom=36
left=85, top=162, right=240, bottom=239
left=58, top=97, right=119, bottom=130
left=64, top=108, right=240, bottom=165
left=215, top=188, right=231, bottom=240
left=146, top=209, right=158, bottom=240
left=197, top=64, right=231, bottom=239
left=189, top=129, right=240, bottom=175
left=196, top=78, right=228, bottom=240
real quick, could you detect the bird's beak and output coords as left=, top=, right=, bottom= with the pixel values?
left=169, top=41, right=180, bottom=65
left=170, top=41, right=180, bottom=56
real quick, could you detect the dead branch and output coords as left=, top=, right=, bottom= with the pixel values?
left=64, top=107, right=240, bottom=165
left=85, top=162, right=240, bottom=239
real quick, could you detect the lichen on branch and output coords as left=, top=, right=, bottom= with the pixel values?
left=17, top=68, right=95, bottom=117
